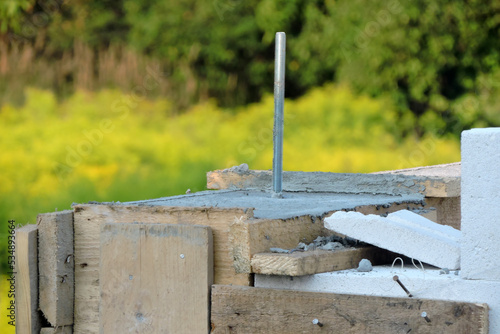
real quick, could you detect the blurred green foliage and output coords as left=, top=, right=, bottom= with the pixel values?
left=1, top=0, right=499, bottom=135
left=0, top=0, right=32, bottom=32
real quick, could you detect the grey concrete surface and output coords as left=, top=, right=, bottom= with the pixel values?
left=124, top=189, right=425, bottom=220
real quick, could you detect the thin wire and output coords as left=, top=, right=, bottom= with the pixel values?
left=391, top=257, right=404, bottom=272
left=411, top=257, right=426, bottom=272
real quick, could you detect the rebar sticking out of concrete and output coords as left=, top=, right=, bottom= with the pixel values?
left=272, top=32, right=286, bottom=198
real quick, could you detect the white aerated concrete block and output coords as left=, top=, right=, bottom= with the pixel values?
left=324, top=210, right=461, bottom=269
left=256, top=267, right=500, bottom=333
left=461, top=128, right=500, bottom=280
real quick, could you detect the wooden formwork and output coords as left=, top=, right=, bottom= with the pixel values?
left=15, top=164, right=481, bottom=334
left=211, top=285, right=488, bottom=334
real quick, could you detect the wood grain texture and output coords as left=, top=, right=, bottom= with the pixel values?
left=207, top=169, right=460, bottom=197
left=38, top=210, right=74, bottom=326
left=73, top=200, right=448, bottom=333
left=211, top=285, right=489, bottom=334
left=73, top=204, right=253, bottom=334
left=99, top=223, right=213, bottom=334
left=251, top=247, right=391, bottom=276
left=230, top=215, right=329, bottom=274
left=426, top=197, right=461, bottom=230
left=15, top=224, right=42, bottom=334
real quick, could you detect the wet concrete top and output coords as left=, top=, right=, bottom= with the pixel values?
left=126, top=189, right=425, bottom=220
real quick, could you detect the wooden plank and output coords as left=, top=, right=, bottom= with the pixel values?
left=38, top=210, right=74, bottom=326
left=211, top=285, right=489, bottom=334
left=99, top=223, right=213, bottom=334
left=207, top=169, right=460, bottom=197
left=426, top=197, right=461, bottom=230
left=73, top=205, right=252, bottom=334
left=40, top=326, right=73, bottom=333
left=231, top=201, right=428, bottom=274
left=15, top=224, right=42, bottom=334
left=74, top=201, right=437, bottom=333
left=251, top=247, right=392, bottom=276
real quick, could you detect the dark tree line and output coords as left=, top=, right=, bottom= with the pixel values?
left=1, top=0, right=499, bottom=136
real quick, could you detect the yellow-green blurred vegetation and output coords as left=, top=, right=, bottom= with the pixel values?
left=0, top=85, right=459, bottom=260
left=1, top=275, right=14, bottom=334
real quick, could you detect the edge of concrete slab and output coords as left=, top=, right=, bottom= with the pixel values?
left=207, top=167, right=460, bottom=197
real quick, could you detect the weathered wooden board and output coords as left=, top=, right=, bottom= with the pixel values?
left=207, top=168, right=460, bottom=197
left=15, top=224, right=42, bottom=334
left=74, top=200, right=440, bottom=333
left=73, top=204, right=253, bottom=334
left=38, top=210, right=74, bottom=326
left=211, top=285, right=489, bottom=334
left=426, top=196, right=461, bottom=230
left=251, top=247, right=391, bottom=276
left=40, top=326, right=73, bottom=334
left=99, top=223, right=213, bottom=334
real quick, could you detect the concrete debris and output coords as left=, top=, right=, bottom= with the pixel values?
left=224, top=163, right=249, bottom=174
left=295, top=242, right=314, bottom=251
left=270, top=235, right=364, bottom=254
left=324, top=209, right=461, bottom=269
left=313, top=235, right=363, bottom=248
left=318, top=242, right=344, bottom=251
left=440, top=268, right=450, bottom=275
left=356, top=259, right=373, bottom=272
left=269, top=248, right=289, bottom=254
left=294, top=236, right=353, bottom=252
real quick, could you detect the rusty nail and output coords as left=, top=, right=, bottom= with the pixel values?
left=393, top=275, right=413, bottom=297
left=421, top=311, right=431, bottom=323
left=312, top=318, right=323, bottom=327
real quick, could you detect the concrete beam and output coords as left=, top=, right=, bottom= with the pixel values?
left=372, top=162, right=461, bottom=178
left=207, top=167, right=460, bottom=197
left=324, top=210, right=461, bottom=269
left=461, top=128, right=500, bottom=280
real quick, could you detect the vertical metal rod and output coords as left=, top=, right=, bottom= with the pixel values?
left=273, top=32, right=286, bottom=198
